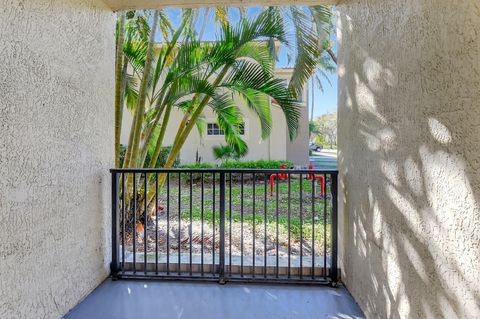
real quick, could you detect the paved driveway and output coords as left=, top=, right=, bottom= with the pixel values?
left=310, top=150, right=337, bottom=170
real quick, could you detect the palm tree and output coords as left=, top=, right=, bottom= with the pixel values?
left=115, top=8, right=335, bottom=173
left=310, top=53, right=336, bottom=121
left=115, top=10, right=302, bottom=220
left=275, top=5, right=335, bottom=98
left=114, top=12, right=126, bottom=168
left=184, top=6, right=336, bottom=125
left=161, top=11, right=301, bottom=173
left=191, top=6, right=336, bottom=98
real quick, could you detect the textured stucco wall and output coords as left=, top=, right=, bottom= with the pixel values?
left=0, top=1, right=115, bottom=318
left=337, top=0, right=480, bottom=318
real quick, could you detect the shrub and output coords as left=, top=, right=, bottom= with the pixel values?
left=177, top=163, right=215, bottom=181
left=146, top=146, right=180, bottom=168
left=176, top=160, right=294, bottom=182
left=220, top=160, right=294, bottom=169
left=177, top=163, right=215, bottom=169
left=212, top=144, right=245, bottom=162
left=177, top=160, right=293, bottom=169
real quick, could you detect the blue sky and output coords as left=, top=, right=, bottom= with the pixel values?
left=161, top=6, right=337, bottom=118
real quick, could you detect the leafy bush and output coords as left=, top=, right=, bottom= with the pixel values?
left=176, top=163, right=215, bottom=181
left=213, top=145, right=244, bottom=162
left=176, top=160, right=293, bottom=182
left=177, top=163, right=215, bottom=169
left=177, top=160, right=293, bottom=169
left=220, top=160, right=293, bottom=169
left=146, top=145, right=180, bottom=168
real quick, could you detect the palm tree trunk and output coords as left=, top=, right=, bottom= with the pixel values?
left=164, top=65, right=229, bottom=169
left=326, top=47, right=337, bottom=65
left=310, top=78, right=315, bottom=121
left=138, top=102, right=167, bottom=168
left=129, top=10, right=160, bottom=168
left=122, top=106, right=137, bottom=168
left=114, top=12, right=126, bottom=168
left=148, top=103, right=173, bottom=168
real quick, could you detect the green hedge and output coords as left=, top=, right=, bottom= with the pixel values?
left=177, top=163, right=214, bottom=169
left=177, top=160, right=293, bottom=170
left=220, top=160, right=293, bottom=169
left=176, top=160, right=294, bottom=181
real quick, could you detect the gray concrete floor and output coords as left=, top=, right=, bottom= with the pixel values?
left=65, top=279, right=364, bottom=319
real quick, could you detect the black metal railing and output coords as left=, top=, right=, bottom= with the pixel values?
left=110, top=168, right=338, bottom=285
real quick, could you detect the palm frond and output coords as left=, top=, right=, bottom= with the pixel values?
left=288, top=6, right=321, bottom=99
left=223, top=60, right=301, bottom=140
left=236, top=42, right=274, bottom=77
left=158, top=9, right=174, bottom=40
left=125, top=75, right=139, bottom=112
left=208, top=93, right=247, bottom=155
left=234, top=87, right=272, bottom=139
left=214, top=7, right=229, bottom=27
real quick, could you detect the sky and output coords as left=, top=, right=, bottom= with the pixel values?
left=159, top=6, right=337, bottom=118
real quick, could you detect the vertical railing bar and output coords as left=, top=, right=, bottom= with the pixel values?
left=201, top=173, right=204, bottom=276
left=111, top=172, right=120, bottom=278
left=229, top=172, right=232, bottom=277
left=178, top=172, right=181, bottom=275
left=331, top=174, right=338, bottom=283
left=121, top=172, right=125, bottom=271
left=189, top=172, right=193, bottom=276
left=323, top=173, right=327, bottom=279
left=219, top=172, right=226, bottom=283
left=143, top=173, right=147, bottom=274
left=166, top=173, right=170, bottom=275
left=133, top=172, right=136, bottom=273
left=264, top=173, right=267, bottom=278
left=288, top=174, right=291, bottom=279
left=300, top=173, right=303, bottom=279
left=275, top=171, right=279, bottom=278
left=240, top=173, right=244, bottom=277
left=252, top=173, right=256, bottom=278
left=311, top=176, right=315, bottom=279
left=155, top=173, right=158, bottom=274
left=212, top=172, right=216, bottom=276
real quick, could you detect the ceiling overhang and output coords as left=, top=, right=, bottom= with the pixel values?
left=103, top=0, right=337, bottom=11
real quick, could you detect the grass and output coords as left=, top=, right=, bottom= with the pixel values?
left=156, top=177, right=333, bottom=244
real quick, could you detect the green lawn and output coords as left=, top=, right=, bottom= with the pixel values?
left=157, top=176, right=333, bottom=246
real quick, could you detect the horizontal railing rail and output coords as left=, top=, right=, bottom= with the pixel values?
left=111, top=168, right=338, bottom=285
left=110, top=168, right=339, bottom=174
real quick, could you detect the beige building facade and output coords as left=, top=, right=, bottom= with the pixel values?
left=121, top=68, right=310, bottom=165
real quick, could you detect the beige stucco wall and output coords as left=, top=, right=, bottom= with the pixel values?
left=0, top=1, right=115, bottom=318
left=337, top=1, right=480, bottom=318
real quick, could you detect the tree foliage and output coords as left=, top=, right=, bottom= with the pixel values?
left=312, top=112, right=337, bottom=148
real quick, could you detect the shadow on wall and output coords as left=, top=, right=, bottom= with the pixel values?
left=337, top=1, right=480, bottom=318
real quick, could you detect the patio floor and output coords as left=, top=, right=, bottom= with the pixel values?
left=64, top=278, right=364, bottom=319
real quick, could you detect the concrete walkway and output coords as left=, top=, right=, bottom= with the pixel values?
left=65, top=279, right=364, bottom=319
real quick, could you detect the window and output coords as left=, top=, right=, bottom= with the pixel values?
left=207, top=123, right=224, bottom=136
left=238, top=123, right=245, bottom=135
left=207, top=123, right=245, bottom=135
